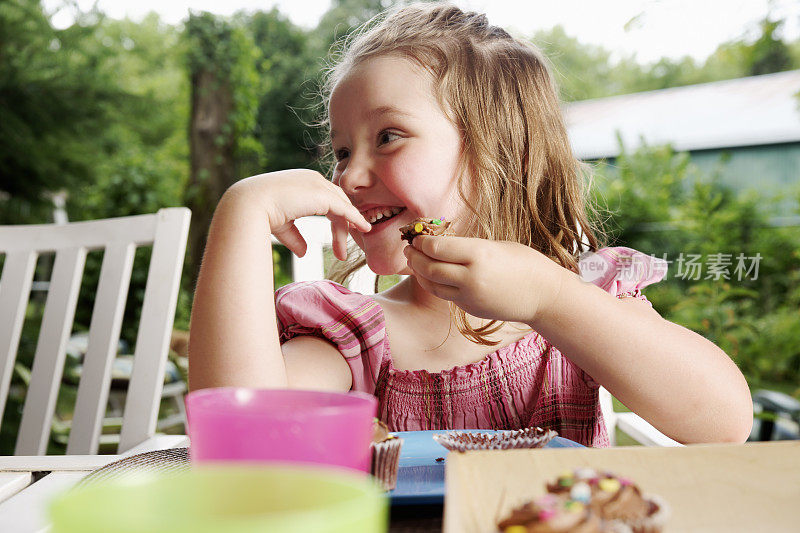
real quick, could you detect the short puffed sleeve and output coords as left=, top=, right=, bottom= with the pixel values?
left=274, top=280, right=388, bottom=394
left=579, top=246, right=667, bottom=306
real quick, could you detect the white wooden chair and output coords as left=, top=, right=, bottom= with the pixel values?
left=280, top=216, right=680, bottom=446
left=0, top=208, right=191, bottom=456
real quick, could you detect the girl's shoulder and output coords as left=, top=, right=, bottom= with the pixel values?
left=275, top=280, right=388, bottom=394
left=274, top=279, right=387, bottom=345
left=275, top=279, right=370, bottom=315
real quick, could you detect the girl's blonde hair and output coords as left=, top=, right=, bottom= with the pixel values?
left=324, top=2, right=605, bottom=345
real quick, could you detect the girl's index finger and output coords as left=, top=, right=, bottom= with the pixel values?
left=350, top=208, right=372, bottom=232
left=325, top=181, right=371, bottom=232
left=331, top=197, right=371, bottom=232
left=412, top=235, right=473, bottom=264
left=340, top=199, right=371, bottom=232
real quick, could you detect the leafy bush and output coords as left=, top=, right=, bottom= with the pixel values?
left=593, top=143, right=800, bottom=389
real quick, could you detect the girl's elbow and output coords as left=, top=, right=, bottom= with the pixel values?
left=720, top=413, right=753, bottom=443
left=719, top=394, right=754, bottom=444
left=717, top=362, right=753, bottom=443
left=690, top=387, right=753, bottom=444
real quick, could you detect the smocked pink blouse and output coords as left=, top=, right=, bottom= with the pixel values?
left=275, top=247, right=666, bottom=447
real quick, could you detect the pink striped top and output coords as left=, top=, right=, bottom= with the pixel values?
left=275, top=247, right=666, bottom=447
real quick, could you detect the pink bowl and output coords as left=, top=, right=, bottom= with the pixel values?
left=185, top=388, right=377, bottom=472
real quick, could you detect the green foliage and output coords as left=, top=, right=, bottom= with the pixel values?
left=242, top=9, right=322, bottom=174
left=312, top=0, right=395, bottom=51
left=537, top=14, right=798, bottom=103
left=593, top=143, right=800, bottom=386
left=185, top=12, right=262, bottom=166
left=1, top=4, right=193, bottom=362
left=0, top=0, right=128, bottom=215
left=746, top=17, right=793, bottom=76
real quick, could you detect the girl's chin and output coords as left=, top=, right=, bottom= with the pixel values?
left=365, top=254, right=410, bottom=276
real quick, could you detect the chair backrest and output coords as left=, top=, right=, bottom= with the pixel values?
left=0, top=208, right=190, bottom=455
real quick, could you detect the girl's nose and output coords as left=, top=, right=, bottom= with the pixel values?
left=337, top=156, right=374, bottom=195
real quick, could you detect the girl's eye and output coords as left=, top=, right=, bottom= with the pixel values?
left=335, top=148, right=349, bottom=161
left=378, top=130, right=400, bottom=146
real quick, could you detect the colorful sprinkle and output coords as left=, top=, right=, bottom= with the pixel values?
left=413, top=222, right=423, bottom=233
left=569, top=482, right=591, bottom=503
left=504, top=526, right=528, bottom=533
left=432, top=218, right=442, bottom=225
left=599, top=478, right=621, bottom=493
left=537, top=508, right=557, bottom=521
left=565, top=500, right=585, bottom=513
left=558, top=476, right=574, bottom=487
left=539, top=494, right=559, bottom=506
left=619, top=477, right=633, bottom=486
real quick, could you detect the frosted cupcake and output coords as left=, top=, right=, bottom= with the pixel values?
left=370, top=419, right=402, bottom=491
left=399, top=217, right=454, bottom=243
left=546, top=469, right=669, bottom=533
left=497, top=493, right=623, bottom=533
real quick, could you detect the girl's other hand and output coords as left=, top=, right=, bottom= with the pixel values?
left=403, top=235, right=567, bottom=325
left=227, top=170, right=371, bottom=260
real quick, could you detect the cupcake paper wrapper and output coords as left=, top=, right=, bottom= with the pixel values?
left=629, top=494, right=670, bottom=533
left=370, top=438, right=402, bottom=491
left=432, top=427, right=557, bottom=452
left=606, top=520, right=634, bottom=533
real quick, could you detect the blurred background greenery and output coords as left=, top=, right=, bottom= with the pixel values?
left=1, top=0, right=799, bottom=451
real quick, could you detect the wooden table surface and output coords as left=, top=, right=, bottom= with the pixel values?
left=444, top=440, right=800, bottom=532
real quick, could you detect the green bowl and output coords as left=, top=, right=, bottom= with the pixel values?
left=50, top=465, right=388, bottom=533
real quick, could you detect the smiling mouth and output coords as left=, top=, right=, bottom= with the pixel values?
left=366, top=208, right=406, bottom=230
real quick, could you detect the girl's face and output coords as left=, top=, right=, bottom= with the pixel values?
left=329, top=55, right=465, bottom=275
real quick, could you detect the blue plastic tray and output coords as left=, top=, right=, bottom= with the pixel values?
left=389, top=430, right=584, bottom=505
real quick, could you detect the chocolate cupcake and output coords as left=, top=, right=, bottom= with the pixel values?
left=433, top=427, right=557, bottom=452
left=370, top=419, right=402, bottom=491
left=399, top=217, right=454, bottom=243
left=497, top=493, right=624, bottom=533
left=547, top=469, right=669, bottom=533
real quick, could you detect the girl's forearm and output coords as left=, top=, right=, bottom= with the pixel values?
left=188, top=188, right=288, bottom=391
left=529, top=270, right=752, bottom=444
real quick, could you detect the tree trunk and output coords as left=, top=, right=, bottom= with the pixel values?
left=186, top=68, right=236, bottom=283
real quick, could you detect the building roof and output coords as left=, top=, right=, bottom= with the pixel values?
left=563, top=69, right=800, bottom=160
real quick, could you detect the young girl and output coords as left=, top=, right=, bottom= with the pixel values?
left=188, top=3, right=752, bottom=446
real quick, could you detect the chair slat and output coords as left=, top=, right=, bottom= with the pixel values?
left=118, top=209, right=190, bottom=452
left=16, top=247, right=87, bottom=455
left=0, top=251, right=37, bottom=428
left=67, top=243, right=136, bottom=455
left=0, top=213, right=157, bottom=253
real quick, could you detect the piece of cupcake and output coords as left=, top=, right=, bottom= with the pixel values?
left=399, top=217, right=454, bottom=243
left=433, top=427, right=557, bottom=452
left=546, top=469, right=669, bottom=533
left=370, top=419, right=402, bottom=491
left=496, top=493, right=617, bottom=533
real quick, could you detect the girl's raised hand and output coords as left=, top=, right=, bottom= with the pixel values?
left=229, top=170, right=371, bottom=261
left=403, top=236, right=568, bottom=325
